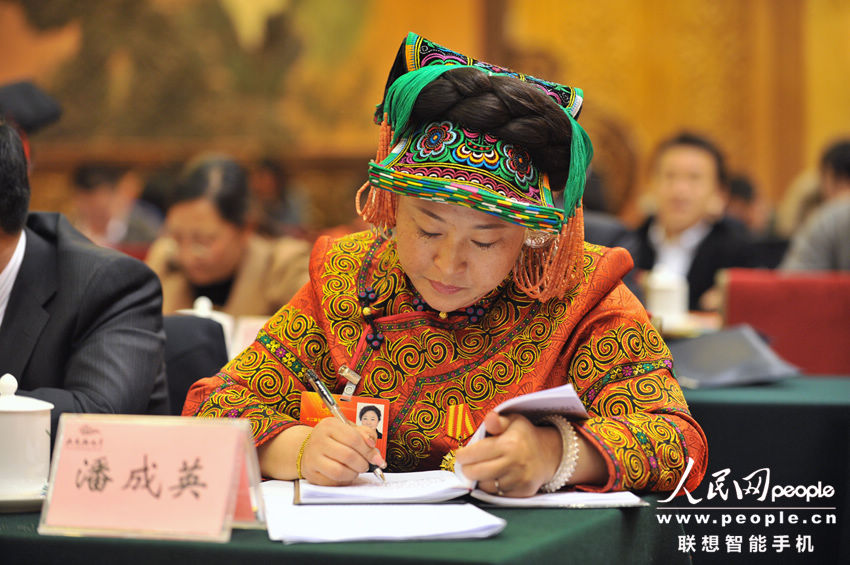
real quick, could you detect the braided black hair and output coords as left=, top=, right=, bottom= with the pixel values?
left=409, top=67, right=573, bottom=191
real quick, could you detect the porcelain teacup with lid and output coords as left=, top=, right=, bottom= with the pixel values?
left=0, top=373, right=54, bottom=499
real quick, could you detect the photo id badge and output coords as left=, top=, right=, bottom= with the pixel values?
left=300, top=392, right=390, bottom=458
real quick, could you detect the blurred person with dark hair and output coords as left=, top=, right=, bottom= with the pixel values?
left=818, top=140, right=850, bottom=201
left=781, top=139, right=850, bottom=271
left=146, top=154, right=310, bottom=316
left=726, top=175, right=757, bottom=231
left=71, top=163, right=162, bottom=248
left=139, top=163, right=181, bottom=220
left=248, top=157, right=310, bottom=238
left=726, top=173, right=787, bottom=268
left=634, top=132, right=756, bottom=310
left=0, top=122, right=168, bottom=441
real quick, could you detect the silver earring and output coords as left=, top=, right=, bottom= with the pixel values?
left=524, top=229, right=554, bottom=248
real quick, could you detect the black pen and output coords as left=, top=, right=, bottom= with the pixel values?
left=304, top=369, right=386, bottom=481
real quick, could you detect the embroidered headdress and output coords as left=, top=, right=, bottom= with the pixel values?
left=357, top=32, right=593, bottom=301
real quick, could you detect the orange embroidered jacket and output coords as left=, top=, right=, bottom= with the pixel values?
left=183, top=231, right=707, bottom=493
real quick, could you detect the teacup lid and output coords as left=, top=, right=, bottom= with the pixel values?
left=0, top=373, right=54, bottom=412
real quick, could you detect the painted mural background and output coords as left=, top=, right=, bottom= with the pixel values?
left=1, top=0, right=849, bottom=228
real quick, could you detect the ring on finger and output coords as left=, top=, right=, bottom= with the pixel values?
left=494, top=478, right=504, bottom=497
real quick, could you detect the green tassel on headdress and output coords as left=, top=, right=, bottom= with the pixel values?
left=564, top=105, right=594, bottom=218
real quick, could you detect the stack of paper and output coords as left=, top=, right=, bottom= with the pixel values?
left=262, top=481, right=506, bottom=544
left=470, top=488, right=647, bottom=508
left=293, top=470, right=646, bottom=509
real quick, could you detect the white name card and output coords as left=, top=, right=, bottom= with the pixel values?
left=38, top=414, right=264, bottom=542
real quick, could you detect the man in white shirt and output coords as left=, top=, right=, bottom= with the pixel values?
left=0, top=122, right=168, bottom=442
left=634, top=132, right=756, bottom=310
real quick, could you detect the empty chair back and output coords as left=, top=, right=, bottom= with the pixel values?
left=722, top=268, right=850, bottom=375
left=163, top=315, right=229, bottom=415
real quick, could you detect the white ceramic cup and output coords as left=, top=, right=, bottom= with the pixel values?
left=0, top=373, right=54, bottom=498
left=645, top=268, right=689, bottom=331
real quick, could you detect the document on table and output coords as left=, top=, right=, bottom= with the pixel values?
left=295, top=470, right=469, bottom=504
left=470, top=488, right=648, bottom=508
left=262, top=480, right=506, bottom=543
left=293, top=470, right=645, bottom=508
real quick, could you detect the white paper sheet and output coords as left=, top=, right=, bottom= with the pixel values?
left=487, top=383, right=589, bottom=419
left=296, top=470, right=469, bottom=504
left=470, top=488, right=648, bottom=508
left=280, top=468, right=647, bottom=508
left=261, top=481, right=505, bottom=543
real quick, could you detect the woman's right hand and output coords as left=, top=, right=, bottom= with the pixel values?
left=299, top=418, right=386, bottom=486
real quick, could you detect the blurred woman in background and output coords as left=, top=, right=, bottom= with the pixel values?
left=146, top=154, right=310, bottom=317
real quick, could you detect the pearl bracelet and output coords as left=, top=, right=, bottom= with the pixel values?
left=537, top=414, right=580, bottom=493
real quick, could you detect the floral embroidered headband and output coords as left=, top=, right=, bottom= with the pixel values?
left=368, top=120, right=563, bottom=233
left=369, top=32, right=593, bottom=233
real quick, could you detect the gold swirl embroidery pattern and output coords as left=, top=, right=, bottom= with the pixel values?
left=381, top=310, right=554, bottom=470
left=581, top=408, right=690, bottom=491
left=570, top=323, right=672, bottom=398
left=565, top=320, right=693, bottom=490
left=198, top=302, right=335, bottom=445
left=646, top=414, right=689, bottom=491
left=320, top=234, right=377, bottom=359
left=192, top=372, right=296, bottom=445
left=341, top=274, right=554, bottom=469
left=311, top=235, right=618, bottom=471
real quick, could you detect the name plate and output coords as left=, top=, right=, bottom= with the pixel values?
left=38, top=414, right=264, bottom=542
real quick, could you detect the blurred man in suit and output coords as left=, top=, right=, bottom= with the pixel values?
left=0, top=122, right=168, bottom=441
left=634, top=132, right=756, bottom=310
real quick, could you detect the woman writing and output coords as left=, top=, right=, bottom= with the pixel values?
left=184, top=34, right=707, bottom=497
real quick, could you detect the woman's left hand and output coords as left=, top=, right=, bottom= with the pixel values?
left=455, top=412, right=563, bottom=497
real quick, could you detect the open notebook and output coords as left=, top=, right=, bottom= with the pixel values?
left=293, top=470, right=646, bottom=508
left=292, top=382, right=641, bottom=508
left=453, top=382, right=589, bottom=485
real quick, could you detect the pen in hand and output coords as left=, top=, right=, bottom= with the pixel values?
left=304, top=369, right=386, bottom=482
